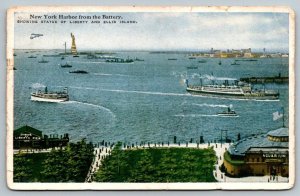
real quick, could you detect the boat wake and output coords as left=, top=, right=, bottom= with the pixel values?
left=80, top=61, right=106, bottom=64
left=31, top=83, right=46, bottom=89
left=174, top=114, right=219, bottom=117
left=68, top=86, right=192, bottom=97
left=62, top=100, right=116, bottom=119
left=57, top=86, right=280, bottom=102
left=191, top=103, right=229, bottom=108
left=174, top=114, right=239, bottom=118
left=93, top=73, right=130, bottom=77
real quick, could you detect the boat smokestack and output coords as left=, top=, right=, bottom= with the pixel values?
left=185, top=79, right=189, bottom=87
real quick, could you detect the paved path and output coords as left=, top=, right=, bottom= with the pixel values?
left=85, top=146, right=112, bottom=182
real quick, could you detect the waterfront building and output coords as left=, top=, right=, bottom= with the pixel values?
left=223, top=127, right=289, bottom=177
left=13, top=125, right=69, bottom=149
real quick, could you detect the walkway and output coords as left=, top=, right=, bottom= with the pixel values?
left=85, top=145, right=112, bottom=182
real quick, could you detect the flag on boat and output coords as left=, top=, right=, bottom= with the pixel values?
left=273, top=110, right=283, bottom=121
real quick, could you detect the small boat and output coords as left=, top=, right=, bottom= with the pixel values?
left=38, top=58, right=49, bottom=63
left=231, top=61, right=240, bottom=65
left=69, top=70, right=88, bottom=74
left=198, top=59, right=207, bottom=63
left=13, top=53, right=17, bottom=56
left=217, top=107, right=238, bottom=117
left=168, top=58, right=177, bottom=60
left=31, top=87, right=69, bottom=102
left=106, top=58, right=134, bottom=63
left=218, top=60, right=222, bottom=65
left=188, top=57, right=196, bottom=59
left=60, top=62, right=72, bottom=68
left=87, top=54, right=96, bottom=59
left=235, top=59, right=258, bottom=62
left=61, top=56, right=65, bottom=60
left=73, top=55, right=79, bottom=57
left=186, top=66, right=198, bottom=69
left=28, top=55, right=37, bottom=58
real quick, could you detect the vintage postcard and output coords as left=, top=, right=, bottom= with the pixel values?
left=6, top=6, right=295, bottom=190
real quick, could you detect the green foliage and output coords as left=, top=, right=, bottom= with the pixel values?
left=13, top=139, right=94, bottom=182
left=94, top=147, right=217, bottom=182
left=13, top=154, right=33, bottom=182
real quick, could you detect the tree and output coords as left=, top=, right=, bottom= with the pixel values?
left=13, top=154, right=33, bottom=182
left=129, top=149, right=156, bottom=182
left=41, top=139, right=94, bottom=182
left=41, top=149, right=68, bottom=182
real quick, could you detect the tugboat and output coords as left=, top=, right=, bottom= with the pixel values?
left=31, top=87, right=69, bottom=102
left=60, top=62, right=72, bottom=68
left=186, top=66, right=198, bottom=69
left=231, top=61, right=240, bottom=65
left=38, top=58, right=49, bottom=63
left=69, top=70, right=88, bottom=74
left=217, top=106, right=238, bottom=117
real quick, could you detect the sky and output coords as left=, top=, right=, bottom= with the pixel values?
left=14, top=12, right=289, bottom=51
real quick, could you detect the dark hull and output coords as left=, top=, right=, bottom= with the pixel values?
left=186, top=88, right=279, bottom=100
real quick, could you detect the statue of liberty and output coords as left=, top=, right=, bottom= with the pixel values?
left=70, top=33, right=78, bottom=55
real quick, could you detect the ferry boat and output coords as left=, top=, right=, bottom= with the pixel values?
left=217, top=107, right=238, bottom=117
left=60, top=62, right=72, bottom=68
left=31, top=87, right=69, bottom=102
left=185, top=78, right=279, bottom=100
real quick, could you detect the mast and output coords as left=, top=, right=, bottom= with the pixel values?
left=64, top=42, right=66, bottom=54
left=282, top=107, right=285, bottom=127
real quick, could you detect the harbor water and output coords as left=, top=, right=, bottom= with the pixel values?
left=14, top=50, right=289, bottom=144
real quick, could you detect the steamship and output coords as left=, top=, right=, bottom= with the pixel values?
left=31, top=87, right=69, bottom=102
left=185, top=78, right=279, bottom=100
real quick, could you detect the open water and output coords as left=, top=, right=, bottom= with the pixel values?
left=14, top=50, right=289, bottom=144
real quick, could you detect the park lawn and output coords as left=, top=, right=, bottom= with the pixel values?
left=95, top=146, right=217, bottom=182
